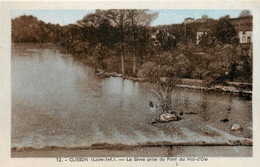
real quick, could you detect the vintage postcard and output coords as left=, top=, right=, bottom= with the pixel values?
left=1, top=1, right=260, bottom=167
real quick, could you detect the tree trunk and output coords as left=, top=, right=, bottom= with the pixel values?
left=120, top=21, right=125, bottom=75
left=121, top=45, right=125, bottom=75
left=140, top=42, right=144, bottom=65
left=131, top=16, right=137, bottom=74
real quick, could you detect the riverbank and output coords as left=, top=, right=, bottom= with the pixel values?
left=95, top=69, right=252, bottom=95
left=177, top=79, right=252, bottom=95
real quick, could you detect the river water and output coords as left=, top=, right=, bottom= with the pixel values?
left=11, top=43, right=252, bottom=149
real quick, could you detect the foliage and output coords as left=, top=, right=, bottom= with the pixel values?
left=214, top=16, right=238, bottom=44
left=174, top=54, right=191, bottom=78
left=12, top=15, right=61, bottom=43
left=12, top=10, right=252, bottom=84
left=239, top=10, right=252, bottom=18
left=146, top=64, right=180, bottom=113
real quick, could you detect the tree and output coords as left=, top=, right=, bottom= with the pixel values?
left=106, top=9, right=129, bottom=75
left=11, top=15, right=61, bottom=43
left=127, top=10, right=158, bottom=74
left=174, top=54, right=191, bottom=78
left=12, top=15, right=40, bottom=42
left=137, top=26, right=154, bottom=64
left=214, top=16, right=238, bottom=44
left=229, top=62, right=237, bottom=82
left=240, top=50, right=252, bottom=82
left=147, top=65, right=180, bottom=113
left=76, top=10, right=111, bottom=46
left=77, top=10, right=110, bottom=28
left=75, top=10, right=120, bottom=67
left=239, top=10, right=252, bottom=18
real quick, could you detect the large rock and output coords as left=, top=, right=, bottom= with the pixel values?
left=230, top=124, right=243, bottom=132
left=159, top=113, right=178, bottom=122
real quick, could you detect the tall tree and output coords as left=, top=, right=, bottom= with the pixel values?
left=214, top=15, right=238, bottom=44
left=106, top=9, right=129, bottom=75
left=127, top=10, right=158, bottom=74
left=77, top=10, right=115, bottom=48
left=77, top=10, right=107, bottom=28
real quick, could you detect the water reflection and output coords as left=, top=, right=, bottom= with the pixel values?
left=103, top=77, right=124, bottom=95
left=200, top=94, right=210, bottom=121
left=102, top=77, right=139, bottom=96
left=238, top=92, right=252, bottom=101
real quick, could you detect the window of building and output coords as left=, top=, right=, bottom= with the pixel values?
left=247, top=36, right=251, bottom=43
left=242, top=36, right=246, bottom=43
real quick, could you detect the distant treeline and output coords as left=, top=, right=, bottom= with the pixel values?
left=11, top=10, right=252, bottom=83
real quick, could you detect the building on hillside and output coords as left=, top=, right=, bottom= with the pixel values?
left=239, top=31, right=252, bottom=43
left=183, top=17, right=195, bottom=24
left=230, top=16, right=253, bottom=57
left=196, top=32, right=206, bottom=45
left=150, top=30, right=160, bottom=46
left=195, top=16, right=253, bottom=45
left=196, top=28, right=210, bottom=45
left=195, top=15, right=210, bottom=23
left=230, top=16, right=253, bottom=44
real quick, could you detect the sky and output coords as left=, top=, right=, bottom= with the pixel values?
left=10, top=9, right=245, bottom=26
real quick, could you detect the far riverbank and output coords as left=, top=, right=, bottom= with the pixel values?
left=94, top=69, right=252, bottom=95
